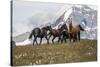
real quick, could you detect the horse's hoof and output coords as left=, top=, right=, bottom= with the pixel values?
left=47, top=42, right=49, bottom=44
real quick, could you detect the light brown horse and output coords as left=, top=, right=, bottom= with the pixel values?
left=68, top=18, right=84, bottom=42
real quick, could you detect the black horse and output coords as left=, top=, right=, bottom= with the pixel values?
left=28, top=26, right=51, bottom=45
left=60, top=24, right=69, bottom=43
left=48, top=24, right=68, bottom=44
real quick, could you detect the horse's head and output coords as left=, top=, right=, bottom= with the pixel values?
left=78, top=25, right=85, bottom=31
left=60, top=24, right=68, bottom=31
left=44, top=25, right=52, bottom=31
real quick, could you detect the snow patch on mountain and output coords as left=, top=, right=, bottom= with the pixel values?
left=16, top=39, right=31, bottom=46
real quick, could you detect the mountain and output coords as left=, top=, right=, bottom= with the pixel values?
left=47, top=5, right=97, bottom=40
left=13, top=32, right=30, bottom=43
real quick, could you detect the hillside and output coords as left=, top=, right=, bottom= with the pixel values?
left=12, top=39, right=97, bottom=66
left=13, top=32, right=30, bottom=42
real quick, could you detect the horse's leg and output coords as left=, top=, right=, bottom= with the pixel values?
left=76, top=33, right=78, bottom=41
left=75, top=33, right=78, bottom=41
left=71, top=33, right=75, bottom=43
left=64, top=35, right=67, bottom=43
left=39, top=37, right=42, bottom=45
left=73, top=34, right=76, bottom=42
left=73, top=33, right=77, bottom=42
left=47, top=34, right=52, bottom=44
left=61, top=35, right=64, bottom=43
left=33, top=36, right=37, bottom=45
left=33, top=38, right=35, bottom=45
left=78, top=32, right=80, bottom=41
left=61, top=35, right=63, bottom=43
left=35, top=37, right=38, bottom=45
left=45, top=36, right=49, bottom=44
left=58, top=36, right=61, bottom=43
left=52, top=36, right=55, bottom=44
left=69, top=34, right=71, bottom=43
left=71, top=34, right=74, bottom=43
left=63, top=33, right=67, bottom=43
left=48, top=34, right=51, bottom=40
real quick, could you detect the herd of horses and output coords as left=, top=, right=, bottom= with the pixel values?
left=29, top=18, right=85, bottom=45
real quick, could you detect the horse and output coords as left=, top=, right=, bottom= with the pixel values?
left=28, top=26, right=51, bottom=45
left=68, top=18, right=84, bottom=42
left=60, top=24, right=69, bottom=43
left=48, top=24, right=68, bottom=44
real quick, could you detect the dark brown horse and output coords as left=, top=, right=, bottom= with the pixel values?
left=48, top=24, right=68, bottom=44
left=68, top=18, right=84, bottom=42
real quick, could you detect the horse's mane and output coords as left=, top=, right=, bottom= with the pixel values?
left=78, top=25, right=84, bottom=31
left=61, top=24, right=68, bottom=30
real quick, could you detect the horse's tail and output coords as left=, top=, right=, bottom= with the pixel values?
left=29, top=31, right=33, bottom=39
left=79, top=25, right=84, bottom=31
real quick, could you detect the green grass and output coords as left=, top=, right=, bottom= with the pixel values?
left=12, top=39, right=97, bottom=66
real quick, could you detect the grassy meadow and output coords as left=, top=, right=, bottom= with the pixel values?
left=12, top=39, right=97, bottom=66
